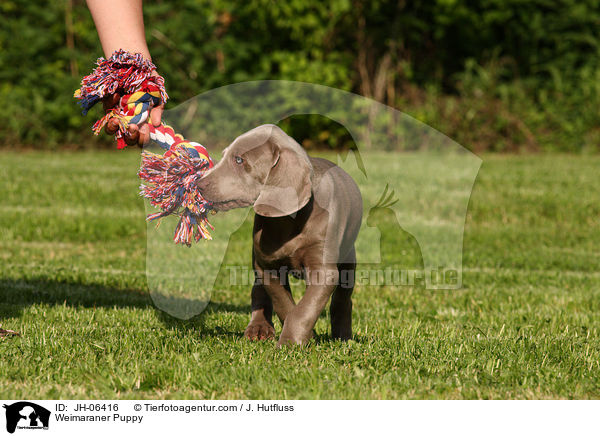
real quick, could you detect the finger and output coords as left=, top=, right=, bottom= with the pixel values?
left=105, top=118, right=119, bottom=135
left=125, top=124, right=140, bottom=146
left=150, top=104, right=164, bottom=127
left=139, top=123, right=150, bottom=146
left=125, top=131, right=140, bottom=146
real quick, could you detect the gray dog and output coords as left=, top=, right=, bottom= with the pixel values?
left=197, top=125, right=362, bottom=346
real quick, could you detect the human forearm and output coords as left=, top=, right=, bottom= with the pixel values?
left=86, top=0, right=151, bottom=60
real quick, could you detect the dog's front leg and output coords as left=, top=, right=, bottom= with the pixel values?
left=277, top=267, right=338, bottom=346
left=244, top=282, right=276, bottom=340
left=261, top=268, right=296, bottom=322
left=247, top=265, right=296, bottom=337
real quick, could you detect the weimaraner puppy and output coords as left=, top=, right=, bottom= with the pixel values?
left=197, top=124, right=362, bottom=346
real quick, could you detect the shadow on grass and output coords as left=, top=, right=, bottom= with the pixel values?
left=0, top=278, right=378, bottom=345
left=0, top=278, right=250, bottom=337
left=155, top=302, right=249, bottom=339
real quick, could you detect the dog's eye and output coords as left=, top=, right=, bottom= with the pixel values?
left=234, top=156, right=244, bottom=165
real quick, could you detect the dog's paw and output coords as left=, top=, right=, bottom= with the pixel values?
left=244, top=321, right=275, bottom=341
left=276, top=329, right=314, bottom=347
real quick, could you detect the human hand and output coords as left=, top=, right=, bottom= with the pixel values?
left=102, top=71, right=165, bottom=147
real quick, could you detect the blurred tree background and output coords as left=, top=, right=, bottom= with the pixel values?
left=0, top=0, right=599, bottom=151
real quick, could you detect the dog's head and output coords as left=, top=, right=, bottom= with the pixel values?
left=197, top=124, right=313, bottom=217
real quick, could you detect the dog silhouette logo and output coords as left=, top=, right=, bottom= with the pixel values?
left=3, top=402, right=50, bottom=434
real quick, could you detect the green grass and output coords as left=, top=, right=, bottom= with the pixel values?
left=1, top=150, right=599, bottom=399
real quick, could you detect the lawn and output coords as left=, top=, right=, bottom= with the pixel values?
left=1, top=150, right=599, bottom=399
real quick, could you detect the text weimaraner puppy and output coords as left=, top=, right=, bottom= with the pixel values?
left=197, top=124, right=362, bottom=346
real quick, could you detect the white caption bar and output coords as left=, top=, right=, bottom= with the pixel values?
left=0, top=400, right=597, bottom=436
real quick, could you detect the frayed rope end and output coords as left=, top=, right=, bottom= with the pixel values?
left=139, top=149, right=213, bottom=245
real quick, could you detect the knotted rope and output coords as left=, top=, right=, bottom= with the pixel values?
left=74, top=50, right=213, bottom=245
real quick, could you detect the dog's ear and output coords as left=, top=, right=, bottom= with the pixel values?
left=253, top=128, right=313, bottom=217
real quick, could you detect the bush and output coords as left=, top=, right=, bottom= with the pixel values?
left=1, top=0, right=599, bottom=151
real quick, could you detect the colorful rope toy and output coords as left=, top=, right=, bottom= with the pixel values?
left=74, top=50, right=214, bottom=245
